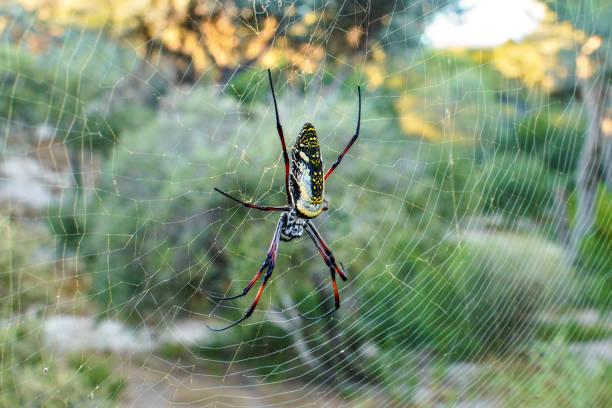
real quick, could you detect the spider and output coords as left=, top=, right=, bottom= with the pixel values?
left=205, top=69, right=361, bottom=331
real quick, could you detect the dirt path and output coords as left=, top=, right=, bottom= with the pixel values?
left=43, top=315, right=366, bottom=407
left=119, top=358, right=355, bottom=408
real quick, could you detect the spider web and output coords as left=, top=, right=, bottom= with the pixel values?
left=1, top=0, right=611, bottom=407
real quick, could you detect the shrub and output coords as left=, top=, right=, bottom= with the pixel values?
left=353, top=230, right=575, bottom=359
left=474, top=336, right=612, bottom=407
left=1, top=38, right=143, bottom=154
left=415, top=143, right=482, bottom=220
left=0, top=217, right=54, bottom=317
left=511, top=106, right=585, bottom=173
left=572, top=184, right=612, bottom=308
left=0, top=323, right=125, bottom=407
left=79, top=87, right=280, bottom=319
left=478, top=153, right=561, bottom=218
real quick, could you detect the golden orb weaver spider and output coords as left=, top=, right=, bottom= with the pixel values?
left=205, top=69, right=361, bottom=331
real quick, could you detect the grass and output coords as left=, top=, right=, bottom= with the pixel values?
left=475, top=336, right=612, bottom=408
left=0, top=323, right=126, bottom=407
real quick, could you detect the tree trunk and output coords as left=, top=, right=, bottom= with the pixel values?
left=553, top=186, right=569, bottom=245
left=570, top=78, right=609, bottom=262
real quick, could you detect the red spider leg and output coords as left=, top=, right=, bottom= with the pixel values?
left=206, top=214, right=285, bottom=331
left=214, top=188, right=290, bottom=212
left=203, top=251, right=269, bottom=301
left=268, top=69, right=292, bottom=206
left=298, top=223, right=341, bottom=320
left=202, top=208, right=284, bottom=300
left=324, top=85, right=361, bottom=181
left=306, top=221, right=347, bottom=281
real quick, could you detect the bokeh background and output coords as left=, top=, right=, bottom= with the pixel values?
left=1, top=0, right=611, bottom=406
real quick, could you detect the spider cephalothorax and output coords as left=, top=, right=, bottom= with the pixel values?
left=205, top=69, right=361, bottom=331
left=281, top=208, right=306, bottom=241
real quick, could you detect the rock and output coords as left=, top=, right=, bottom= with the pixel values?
left=569, top=340, right=612, bottom=371
left=43, top=315, right=211, bottom=354
left=0, top=157, right=72, bottom=213
left=43, top=315, right=153, bottom=353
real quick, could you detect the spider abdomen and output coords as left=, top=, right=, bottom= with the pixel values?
left=290, top=123, right=324, bottom=218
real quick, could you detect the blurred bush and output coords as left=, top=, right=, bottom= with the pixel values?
left=570, top=184, right=612, bottom=308
left=0, top=218, right=121, bottom=406
left=79, top=86, right=266, bottom=318
left=0, top=217, right=56, bottom=317
left=415, top=143, right=481, bottom=221
left=0, top=322, right=125, bottom=407
left=0, top=37, right=151, bottom=155
left=475, top=336, right=612, bottom=407
left=351, top=230, right=575, bottom=360
left=392, top=50, right=507, bottom=143
left=511, top=106, right=585, bottom=173
left=478, top=153, right=561, bottom=218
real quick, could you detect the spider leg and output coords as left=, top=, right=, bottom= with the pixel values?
left=202, top=214, right=283, bottom=300
left=306, top=221, right=347, bottom=281
left=206, top=263, right=277, bottom=331
left=324, top=85, right=361, bottom=181
left=267, top=69, right=292, bottom=206
left=214, top=188, right=289, bottom=212
left=297, top=222, right=346, bottom=321
left=202, top=255, right=269, bottom=301
left=206, top=214, right=285, bottom=331
left=298, top=277, right=339, bottom=320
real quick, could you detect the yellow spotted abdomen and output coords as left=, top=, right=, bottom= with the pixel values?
left=290, top=123, right=324, bottom=218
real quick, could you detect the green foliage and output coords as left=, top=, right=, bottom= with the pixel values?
left=0, top=220, right=124, bottom=406
left=511, top=106, right=585, bottom=173
left=354, top=231, right=575, bottom=359
left=67, top=353, right=126, bottom=400
left=0, top=37, right=137, bottom=153
left=0, top=217, right=54, bottom=317
left=79, top=87, right=272, bottom=318
left=227, top=68, right=268, bottom=103
left=0, top=45, right=74, bottom=126
left=339, top=349, right=420, bottom=404
left=476, top=336, right=612, bottom=407
left=571, top=184, right=612, bottom=308
left=47, top=104, right=158, bottom=250
left=592, top=184, right=612, bottom=237
left=478, top=153, right=560, bottom=217
left=0, top=323, right=125, bottom=407
left=417, top=143, right=482, bottom=220
left=103, top=103, right=157, bottom=135
left=46, top=192, right=87, bottom=249
left=536, top=319, right=612, bottom=342
left=579, top=235, right=612, bottom=309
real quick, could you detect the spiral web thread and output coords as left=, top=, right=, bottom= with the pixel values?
left=1, top=1, right=611, bottom=407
